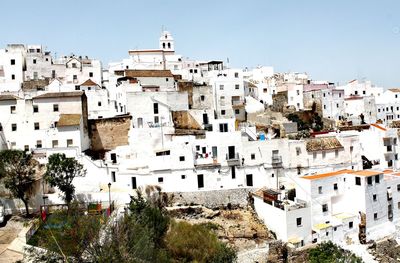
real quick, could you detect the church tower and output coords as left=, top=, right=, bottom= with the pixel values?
left=159, top=31, right=175, bottom=52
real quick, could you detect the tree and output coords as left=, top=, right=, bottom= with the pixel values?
left=44, top=153, right=85, bottom=207
left=0, top=150, right=37, bottom=217
left=308, top=241, right=362, bottom=263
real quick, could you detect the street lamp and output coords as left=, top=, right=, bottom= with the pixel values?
left=108, top=182, right=112, bottom=213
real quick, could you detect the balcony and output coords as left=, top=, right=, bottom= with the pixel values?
left=384, top=153, right=395, bottom=161
left=194, top=154, right=220, bottom=168
left=226, top=153, right=240, bottom=166
left=272, top=155, right=282, bottom=165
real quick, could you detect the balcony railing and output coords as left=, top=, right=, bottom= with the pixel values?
left=272, top=155, right=282, bottom=164
left=226, top=153, right=240, bottom=166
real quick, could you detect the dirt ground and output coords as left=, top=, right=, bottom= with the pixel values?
left=167, top=205, right=274, bottom=251
left=369, top=238, right=400, bottom=263
left=0, top=215, right=25, bottom=263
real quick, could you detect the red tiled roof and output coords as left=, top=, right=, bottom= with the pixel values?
left=301, top=169, right=353, bottom=180
left=80, top=79, right=98, bottom=86
left=370, top=123, right=387, bottom=131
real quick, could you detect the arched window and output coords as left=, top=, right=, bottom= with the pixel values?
left=167, top=42, right=171, bottom=49
left=162, top=43, right=166, bottom=49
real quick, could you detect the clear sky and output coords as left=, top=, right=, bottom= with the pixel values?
left=1, top=0, right=400, bottom=87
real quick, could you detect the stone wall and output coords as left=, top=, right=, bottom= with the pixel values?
left=177, top=81, right=193, bottom=108
left=272, top=91, right=288, bottom=112
left=168, top=188, right=256, bottom=208
left=89, top=115, right=131, bottom=151
left=172, top=111, right=201, bottom=130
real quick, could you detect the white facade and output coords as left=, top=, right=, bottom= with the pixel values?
left=0, top=92, right=89, bottom=152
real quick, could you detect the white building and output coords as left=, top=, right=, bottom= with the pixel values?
left=0, top=91, right=89, bottom=153
left=254, top=169, right=400, bottom=247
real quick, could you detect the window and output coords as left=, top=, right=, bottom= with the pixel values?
left=335, top=150, right=339, bottom=157
left=350, top=146, right=353, bottom=153
left=219, top=85, right=224, bottom=90
left=73, top=75, right=77, bottom=81
left=373, top=194, right=377, bottom=201
left=52, top=140, right=58, bottom=148
left=323, top=105, right=326, bottom=109
left=349, top=221, right=353, bottom=229
left=397, top=184, right=400, bottom=192
left=33, top=59, right=36, bottom=64
left=75, top=86, right=80, bottom=90
left=375, top=175, right=380, bottom=184
left=181, top=175, right=186, bottom=179
left=131, top=177, right=137, bottom=189
left=153, top=103, right=159, bottom=114
left=89, top=72, right=93, bottom=77
left=355, top=177, right=361, bottom=186
left=10, top=142, right=16, bottom=149
left=231, top=167, right=236, bottom=179
left=53, top=104, right=59, bottom=112
left=296, top=147, right=301, bottom=156
left=33, top=105, right=38, bottom=113
left=200, top=95, right=205, bottom=101
left=219, top=123, right=228, bottom=132
left=10, top=105, right=16, bottom=114
left=398, top=202, right=400, bottom=209
left=336, top=103, right=339, bottom=108
left=367, top=177, right=373, bottom=185
left=158, top=177, right=163, bottom=183
left=322, top=151, right=326, bottom=159
left=36, top=140, right=42, bottom=148
left=10, top=59, right=16, bottom=65
left=166, top=78, right=169, bottom=82
left=296, top=217, right=302, bottom=226
left=154, top=116, right=159, bottom=124
left=98, top=101, right=102, bottom=107
left=251, top=153, right=255, bottom=160
left=11, top=74, right=15, bottom=80
left=323, top=93, right=326, bottom=97
left=234, top=72, right=239, bottom=78
left=246, top=174, right=253, bottom=186
left=221, top=110, right=226, bottom=115
left=24, top=145, right=29, bottom=151
left=318, top=186, right=323, bottom=194
left=67, top=139, right=73, bottom=147
left=235, top=84, right=240, bottom=89
left=296, top=90, right=300, bottom=95
left=156, top=150, right=170, bottom=156
left=111, top=171, right=116, bottom=182
left=363, top=90, right=366, bottom=95
left=179, top=156, right=185, bottom=162
left=297, top=167, right=301, bottom=175
left=235, top=109, right=240, bottom=114
left=11, top=123, right=17, bottom=131
left=374, top=213, right=378, bottom=220
left=313, top=152, right=317, bottom=159
left=322, top=204, right=328, bottom=212
left=34, top=122, right=40, bottom=130
left=334, top=183, right=338, bottom=190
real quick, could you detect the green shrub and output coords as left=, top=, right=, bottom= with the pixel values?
left=165, top=220, right=236, bottom=263
left=308, top=241, right=362, bottom=263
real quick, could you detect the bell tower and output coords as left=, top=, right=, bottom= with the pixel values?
left=159, top=31, right=174, bottom=52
